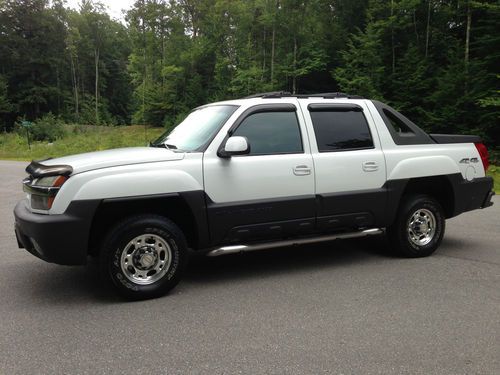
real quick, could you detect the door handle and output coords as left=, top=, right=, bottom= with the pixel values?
left=293, top=165, right=312, bottom=176
left=362, top=161, right=379, bottom=172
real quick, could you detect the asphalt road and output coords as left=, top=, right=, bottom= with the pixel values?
left=0, top=160, right=499, bottom=375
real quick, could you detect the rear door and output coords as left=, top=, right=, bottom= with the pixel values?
left=299, top=100, right=387, bottom=231
left=203, top=101, right=316, bottom=244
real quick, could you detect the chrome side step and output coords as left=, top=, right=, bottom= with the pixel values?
left=207, top=228, right=383, bottom=257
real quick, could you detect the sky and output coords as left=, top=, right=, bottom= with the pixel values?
left=65, top=0, right=135, bottom=21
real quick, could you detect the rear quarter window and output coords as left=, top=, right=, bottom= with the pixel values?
left=371, top=100, right=434, bottom=145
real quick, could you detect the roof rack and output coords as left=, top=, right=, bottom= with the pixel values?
left=302, top=92, right=364, bottom=99
left=243, top=91, right=364, bottom=99
left=244, top=91, right=292, bottom=99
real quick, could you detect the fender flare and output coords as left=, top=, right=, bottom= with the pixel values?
left=388, top=155, right=461, bottom=181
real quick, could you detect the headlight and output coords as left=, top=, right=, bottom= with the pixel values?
left=23, top=175, right=68, bottom=210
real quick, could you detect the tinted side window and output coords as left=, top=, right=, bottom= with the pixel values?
left=310, top=111, right=373, bottom=152
left=383, top=109, right=415, bottom=137
left=232, top=112, right=303, bottom=155
left=371, top=100, right=434, bottom=145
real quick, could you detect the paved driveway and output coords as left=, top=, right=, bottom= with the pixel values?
left=0, top=160, right=499, bottom=374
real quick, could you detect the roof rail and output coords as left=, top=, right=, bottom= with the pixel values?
left=243, top=91, right=364, bottom=99
left=303, top=92, right=364, bottom=99
left=244, top=91, right=292, bottom=99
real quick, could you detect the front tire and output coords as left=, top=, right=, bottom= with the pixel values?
left=387, top=194, right=445, bottom=258
left=100, top=215, right=188, bottom=300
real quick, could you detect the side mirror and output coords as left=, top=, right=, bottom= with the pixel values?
left=219, top=136, right=250, bottom=158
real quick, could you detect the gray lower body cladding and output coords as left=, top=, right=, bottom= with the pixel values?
left=14, top=200, right=99, bottom=265
left=452, top=175, right=494, bottom=214
left=13, top=174, right=494, bottom=265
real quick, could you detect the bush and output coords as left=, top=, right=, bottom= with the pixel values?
left=489, top=148, right=499, bottom=166
left=16, top=113, right=66, bottom=142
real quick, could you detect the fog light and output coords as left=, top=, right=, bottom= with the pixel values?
left=31, top=195, right=51, bottom=210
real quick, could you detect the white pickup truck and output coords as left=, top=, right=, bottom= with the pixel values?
left=14, top=92, right=494, bottom=299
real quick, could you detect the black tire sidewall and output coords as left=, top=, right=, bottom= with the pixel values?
left=101, top=216, right=187, bottom=300
left=390, top=195, right=445, bottom=257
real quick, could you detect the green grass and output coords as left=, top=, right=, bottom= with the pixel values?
left=486, top=165, right=500, bottom=194
left=0, top=125, right=164, bottom=161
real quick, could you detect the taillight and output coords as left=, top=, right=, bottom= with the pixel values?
left=474, top=142, right=489, bottom=172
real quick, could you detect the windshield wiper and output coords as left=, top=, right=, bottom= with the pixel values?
left=149, top=142, right=178, bottom=150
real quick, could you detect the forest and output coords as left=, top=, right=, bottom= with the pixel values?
left=0, top=0, right=499, bottom=145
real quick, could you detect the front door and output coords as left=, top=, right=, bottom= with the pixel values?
left=203, top=104, right=315, bottom=244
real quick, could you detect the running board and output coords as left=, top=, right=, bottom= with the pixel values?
left=207, top=228, right=383, bottom=257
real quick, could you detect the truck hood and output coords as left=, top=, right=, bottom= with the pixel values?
left=41, top=147, right=184, bottom=174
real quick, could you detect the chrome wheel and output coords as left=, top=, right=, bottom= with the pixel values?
left=120, top=234, right=172, bottom=285
left=407, top=208, right=436, bottom=246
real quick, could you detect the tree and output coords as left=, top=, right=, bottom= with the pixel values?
left=0, top=0, right=67, bottom=118
left=0, top=0, right=497, bottom=145
left=0, top=75, right=13, bottom=114
left=333, top=24, right=385, bottom=99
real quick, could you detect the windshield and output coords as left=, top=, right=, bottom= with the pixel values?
left=151, top=105, right=238, bottom=151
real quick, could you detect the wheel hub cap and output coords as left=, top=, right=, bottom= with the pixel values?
left=407, top=208, right=436, bottom=246
left=120, top=234, right=172, bottom=285
left=134, top=249, right=157, bottom=269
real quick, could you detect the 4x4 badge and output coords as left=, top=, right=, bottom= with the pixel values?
left=459, top=157, right=479, bottom=164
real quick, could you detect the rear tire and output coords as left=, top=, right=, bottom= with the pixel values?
left=387, top=194, right=445, bottom=258
left=99, top=215, right=188, bottom=300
